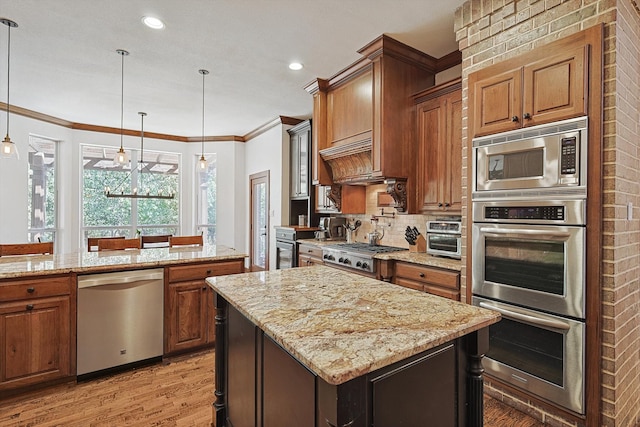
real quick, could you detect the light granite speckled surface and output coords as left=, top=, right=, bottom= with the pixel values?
left=296, top=238, right=462, bottom=271
left=207, top=265, right=499, bottom=386
left=0, top=245, right=246, bottom=279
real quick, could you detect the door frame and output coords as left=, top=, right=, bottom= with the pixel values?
left=249, top=170, right=270, bottom=272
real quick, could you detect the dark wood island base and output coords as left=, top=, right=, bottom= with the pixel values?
left=212, top=295, right=489, bottom=427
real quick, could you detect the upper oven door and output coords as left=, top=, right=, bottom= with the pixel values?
left=472, top=222, right=585, bottom=319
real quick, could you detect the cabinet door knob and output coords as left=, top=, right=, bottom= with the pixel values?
left=27, top=287, right=35, bottom=293
left=511, top=116, right=519, bottom=122
left=445, top=203, right=450, bottom=207
left=26, top=304, right=34, bottom=310
left=438, top=203, right=443, bottom=207
left=523, top=112, right=531, bottom=119
left=419, top=273, right=425, bottom=278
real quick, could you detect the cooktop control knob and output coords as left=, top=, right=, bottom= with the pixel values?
left=356, top=261, right=362, bottom=267
left=338, top=257, right=344, bottom=263
left=343, top=258, right=351, bottom=265
left=361, top=262, right=369, bottom=270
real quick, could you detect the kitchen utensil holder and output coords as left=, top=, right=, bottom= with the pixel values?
left=409, top=235, right=426, bottom=253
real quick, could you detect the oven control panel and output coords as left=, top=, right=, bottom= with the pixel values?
left=485, top=206, right=565, bottom=221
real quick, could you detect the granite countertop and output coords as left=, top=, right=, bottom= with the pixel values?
left=296, top=238, right=462, bottom=271
left=207, top=265, right=499, bottom=386
left=0, top=245, right=247, bottom=279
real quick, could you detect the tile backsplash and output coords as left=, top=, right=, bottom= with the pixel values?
left=337, top=184, right=460, bottom=248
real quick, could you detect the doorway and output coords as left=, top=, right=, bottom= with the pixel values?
left=249, top=171, right=269, bottom=272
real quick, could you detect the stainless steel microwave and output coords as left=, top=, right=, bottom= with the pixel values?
left=472, top=117, right=587, bottom=198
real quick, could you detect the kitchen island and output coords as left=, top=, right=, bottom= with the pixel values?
left=207, top=265, right=500, bottom=427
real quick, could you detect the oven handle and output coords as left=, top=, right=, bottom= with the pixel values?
left=479, top=227, right=570, bottom=240
left=479, top=301, right=570, bottom=331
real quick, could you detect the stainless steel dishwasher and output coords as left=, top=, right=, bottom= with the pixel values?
left=77, top=268, right=164, bottom=376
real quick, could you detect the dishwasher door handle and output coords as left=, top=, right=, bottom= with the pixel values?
left=78, top=270, right=164, bottom=289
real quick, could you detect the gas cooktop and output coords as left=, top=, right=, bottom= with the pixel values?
left=322, top=243, right=406, bottom=274
left=325, top=242, right=407, bottom=254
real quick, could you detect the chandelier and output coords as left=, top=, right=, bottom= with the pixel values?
left=105, top=111, right=175, bottom=200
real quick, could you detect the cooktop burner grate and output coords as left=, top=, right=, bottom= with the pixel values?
left=325, top=243, right=406, bottom=255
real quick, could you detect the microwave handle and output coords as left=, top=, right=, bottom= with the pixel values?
left=479, top=301, right=570, bottom=331
left=479, top=227, right=570, bottom=240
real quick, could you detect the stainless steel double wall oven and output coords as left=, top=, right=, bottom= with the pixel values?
left=471, top=117, right=588, bottom=414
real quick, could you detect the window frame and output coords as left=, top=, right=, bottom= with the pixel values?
left=27, top=134, right=59, bottom=246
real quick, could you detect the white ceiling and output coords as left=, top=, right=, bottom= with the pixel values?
left=0, top=0, right=465, bottom=138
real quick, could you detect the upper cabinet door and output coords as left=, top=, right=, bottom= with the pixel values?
left=469, top=68, right=523, bottom=137
left=523, top=45, right=588, bottom=127
left=289, top=121, right=312, bottom=199
left=469, top=44, right=589, bottom=138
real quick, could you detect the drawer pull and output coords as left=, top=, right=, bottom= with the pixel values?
left=27, top=287, right=35, bottom=293
left=206, top=269, right=212, bottom=275
left=26, top=304, right=34, bottom=311
left=419, top=273, right=425, bottom=278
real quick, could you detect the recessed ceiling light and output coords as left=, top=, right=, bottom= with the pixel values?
left=289, top=62, right=303, bottom=71
left=142, top=16, right=165, bottom=30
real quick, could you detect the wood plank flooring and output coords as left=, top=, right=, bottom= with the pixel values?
left=0, top=349, right=543, bottom=426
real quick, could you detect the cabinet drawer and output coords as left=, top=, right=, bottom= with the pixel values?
left=0, top=276, right=71, bottom=302
left=395, top=277, right=424, bottom=292
left=168, top=261, right=244, bottom=283
left=423, top=284, right=460, bottom=301
left=298, top=244, right=323, bottom=260
left=394, top=262, right=459, bottom=290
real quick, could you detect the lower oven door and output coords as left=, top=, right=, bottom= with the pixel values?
left=473, top=296, right=584, bottom=414
left=472, top=222, right=585, bottom=319
left=275, top=240, right=295, bottom=269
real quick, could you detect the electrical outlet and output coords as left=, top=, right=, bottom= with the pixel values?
left=628, top=202, right=633, bottom=220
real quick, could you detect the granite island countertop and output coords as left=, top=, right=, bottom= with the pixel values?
left=207, top=265, right=499, bottom=386
left=0, top=245, right=247, bottom=279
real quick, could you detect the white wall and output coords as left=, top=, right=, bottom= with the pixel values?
left=0, top=112, right=246, bottom=254
left=244, top=123, right=291, bottom=270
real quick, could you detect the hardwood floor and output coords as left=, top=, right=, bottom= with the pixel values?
left=0, top=349, right=542, bottom=426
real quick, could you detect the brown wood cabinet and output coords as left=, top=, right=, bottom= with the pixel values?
left=298, top=243, right=323, bottom=267
left=393, top=262, right=460, bottom=301
left=165, top=260, right=244, bottom=354
left=414, top=80, right=462, bottom=213
left=306, top=35, right=436, bottom=188
left=315, top=184, right=366, bottom=214
left=0, top=275, right=74, bottom=394
left=469, top=46, right=588, bottom=137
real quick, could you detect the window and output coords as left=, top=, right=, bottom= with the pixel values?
left=81, top=145, right=180, bottom=246
left=27, top=135, right=58, bottom=243
left=195, top=154, right=216, bottom=245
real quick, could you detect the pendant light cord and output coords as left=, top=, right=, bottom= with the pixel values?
left=201, top=70, right=205, bottom=156
left=120, top=51, right=124, bottom=149
left=5, top=23, right=10, bottom=137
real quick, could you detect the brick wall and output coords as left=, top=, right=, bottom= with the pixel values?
left=455, top=0, right=640, bottom=426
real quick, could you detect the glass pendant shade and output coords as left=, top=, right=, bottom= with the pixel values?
left=113, top=146, right=129, bottom=165
left=199, top=154, right=208, bottom=170
left=1, top=135, right=18, bottom=159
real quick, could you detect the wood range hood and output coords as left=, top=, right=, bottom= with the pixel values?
left=305, top=34, right=460, bottom=211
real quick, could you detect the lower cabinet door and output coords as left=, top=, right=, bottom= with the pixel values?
left=0, top=296, right=71, bottom=389
left=166, top=281, right=208, bottom=353
left=263, top=336, right=315, bottom=427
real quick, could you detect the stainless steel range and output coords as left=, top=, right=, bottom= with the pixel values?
left=322, top=243, right=406, bottom=274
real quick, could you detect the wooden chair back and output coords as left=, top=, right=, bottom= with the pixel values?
left=169, top=235, right=203, bottom=247
left=0, top=242, right=54, bottom=256
left=141, top=234, right=172, bottom=248
left=98, top=238, right=141, bottom=251
left=88, top=236, right=125, bottom=252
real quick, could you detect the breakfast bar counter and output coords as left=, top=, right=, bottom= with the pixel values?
left=207, top=265, right=500, bottom=427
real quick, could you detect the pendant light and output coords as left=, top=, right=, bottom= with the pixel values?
left=198, top=69, right=209, bottom=170
left=105, top=111, right=175, bottom=199
left=113, top=49, right=129, bottom=166
left=1, top=18, right=18, bottom=159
